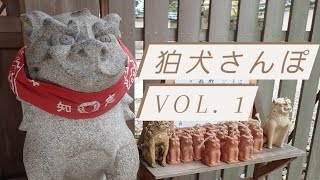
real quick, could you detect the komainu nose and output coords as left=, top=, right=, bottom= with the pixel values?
left=76, top=48, right=88, bottom=57
left=100, top=47, right=108, bottom=61
left=284, top=107, right=292, bottom=111
left=74, top=39, right=108, bottom=61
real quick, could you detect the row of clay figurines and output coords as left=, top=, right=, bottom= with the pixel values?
left=166, top=122, right=263, bottom=166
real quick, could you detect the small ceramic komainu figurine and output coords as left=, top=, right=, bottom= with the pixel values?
left=221, top=133, right=239, bottom=164
left=228, top=122, right=239, bottom=133
left=182, top=127, right=194, bottom=135
left=175, top=127, right=183, bottom=138
left=202, top=133, right=221, bottom=166
left=167, top=133, right=181, bottom=164
left=238, top=123, right=249, bottom=134
left=192, top=131, right=205, bottom=160
left=229, top=127, right=240, bottom=141
left=238, top=134, right=254, bottom=161
left=194, top=124, right=206, bottom=135
left=263, top=98, right=293, bottom=149
left=205, top=130, right=216, bottom=139
left=142, top=121, right=172, bottom=167
left=248, top=113, right=262, bottom=127
left=180, top=133, right=194, bottom=162
left=219, top=123, right=228, bottom=130
left=204, top=123, right=216, bottom=132
left=249, top=123, right=264, bottom=153
left=217, top=128, right=228, bottom=145
left=11, top=9, right=139, bottom=180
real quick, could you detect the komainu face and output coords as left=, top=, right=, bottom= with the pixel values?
left=147, top=121, right=173, bottom=134
left=169, top=138, right=180, bottom=147
left=21, top=9, right=127, bottom=92
left=271, top=97, right=292, bottom=116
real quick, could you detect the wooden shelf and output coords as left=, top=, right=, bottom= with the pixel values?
left=140, top=144, right=305, bottom=179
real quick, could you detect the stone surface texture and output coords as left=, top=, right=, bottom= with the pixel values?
left=19, top=9, right=139, bottom=180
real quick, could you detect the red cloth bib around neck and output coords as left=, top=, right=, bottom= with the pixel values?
left=8, top=40, right=137, bottom=119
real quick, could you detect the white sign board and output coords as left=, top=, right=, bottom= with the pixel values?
left=137, top=43, right=319, bottom=80
left=137, top=85, right=258, bottom=122
left=173, top=79, right=251, bottom=127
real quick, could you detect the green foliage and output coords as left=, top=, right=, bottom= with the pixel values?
left=169, top=0, right=178, bottom=12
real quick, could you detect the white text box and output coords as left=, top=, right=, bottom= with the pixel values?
left=137, top=85, right=258, bottom=122
left=137, top=43, right=319, bottom=80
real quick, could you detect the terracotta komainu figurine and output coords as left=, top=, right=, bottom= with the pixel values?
left=229, top=125, right=240, bottom=140
left=202, top=133, right=221, bottom=166
left=192, top=131, right=205, bottom=160
left=217, top=127, right=228, bottom=146
left=238, top=134, right=254, bottom=161
left=180, top=133, right=193, bottom=162
left=238, top=121, right=256, bottom=160
left=238, top=123, right=249, bottom=134
left=175, top=127, right=183, bottom=138
left=205, top=129, right=216, bottom=139
left=166, top=122, right=266, bottom=166
left=167, top=132, right=181, bottom=164
left=221, top=133, right=239, bottom=164
left=204, top=124, right=217, bottom=133
left=142, top=121, right=172, bottom=167
left=249, top=123, right=264, bottom=153
left=182, top=127, right=194, bottom=135
left=194, top=124, right=206, bottom=135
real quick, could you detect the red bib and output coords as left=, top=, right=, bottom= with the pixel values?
left=8, top=40, right=137, bottom=119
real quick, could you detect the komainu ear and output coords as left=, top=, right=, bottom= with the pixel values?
left=102, top=13, right=122, bottom=38
left=20, top=11, right=51, bottom=44
left=71, top=8, right=91, bottom=17
left=284, top=97, right=291, bottom=104
left=272, top=98, right=278, bottom=105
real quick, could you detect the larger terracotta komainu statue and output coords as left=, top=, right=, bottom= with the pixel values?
left=8, top=9, right=139, bottom=180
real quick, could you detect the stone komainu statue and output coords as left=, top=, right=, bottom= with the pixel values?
left=10, top=9, right=139, bottom=180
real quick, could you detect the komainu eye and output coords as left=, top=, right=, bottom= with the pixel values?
left=97, top=35, right=111, bottom=42
left=59, top=34, right=75, bottom=45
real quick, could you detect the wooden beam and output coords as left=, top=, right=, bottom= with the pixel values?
left=3, top=0, right=21, bottom=16
left=230, top=0, right=260, bottom=178
left=0, top=2, right=6, bottom=14
left=0, top=32, right=23, bottom=48
left=252, top=163, right=263, bottom=180
left=305, top=3, right=320, bottom=176
left=208, top=0, right=231, bottom=42
left=253, top=158, right=296, bottom=179
left=23, top=0, right=100, bottom=16
left=109, top=0, right=135, bottom=132
left=277, top=0, right=310, bottom=118
left=176, top=1, right=201, bottom=178
left=177, top=0, right=201, bottom=42
left=133, top=28, right=310, bottom=42
left=138, top=0, right=169, bottom=147
left=259, top=0, right=286, bottom=179
left=138, top=162, right=156, bottom=180
left=286, top=0, right=320, bottom=179
left=305, top=96, right=320, bottom=179
left=99, top=0, right=109, bottom=17
left=0, top=49, right=25, bottom=177
left=0, top=16, right=21, bottom=32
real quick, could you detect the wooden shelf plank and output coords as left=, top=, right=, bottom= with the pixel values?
left=141, top=144, right=305, bottom=179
